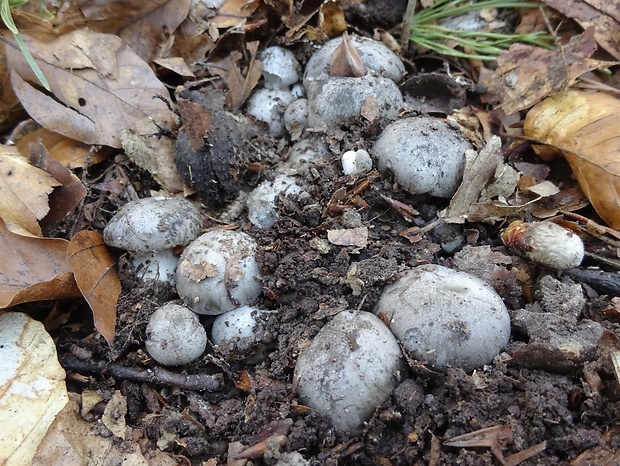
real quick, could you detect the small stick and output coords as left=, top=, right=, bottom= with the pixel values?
left=61, top=354, right=223, bottom=392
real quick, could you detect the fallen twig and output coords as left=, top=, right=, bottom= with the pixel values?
left=61, top=354, right=224, bottom=392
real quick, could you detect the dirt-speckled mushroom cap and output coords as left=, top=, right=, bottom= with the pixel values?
left=176, top=230, right=262, bottom=315
left=103, top=197, right=203, bottom=252
left=303, top=34, right=405, bottom=93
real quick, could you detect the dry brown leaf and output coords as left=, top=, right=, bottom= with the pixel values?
left=0, top=145, right=60, bottom=236
left=6, top=29, right=177, bottom=148
left=28, top=142, right=87, bottom=233
left=210, top=0, right=259, bottom=29
left=54, top=0, right=191, bottom=63
left=67, top=231, right=120, bottom=345
left=480, top=27, right=617, bottom=114
left=547, top=0, right=620, bottom=60
left=0, top=37, right=22, bottom=132
left=524, top=90, right=620, bottom=228
left=0, top=218, right=80, bottom=308
left=0, top=311, right=69, bottom=466
left=16, top=128, right=108, bottom=168
left=327, top=227, right=368, bottom=248
left=32, top=396, right=180, bottom=466
left=225, top=40, right=263, bottom=113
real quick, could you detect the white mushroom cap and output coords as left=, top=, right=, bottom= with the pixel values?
left=103, top=197, right=203, bottom=252
left=176, top=230, right=263, bottom=315
left=259, top=46, right=301, bottom=90
left=145, top=302, right=208, bottom=366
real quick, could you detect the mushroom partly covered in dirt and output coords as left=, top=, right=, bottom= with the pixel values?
left=372, top=117, right=471, bottom=198
left=246, top=175, right=305, bottom=228
left=294, top=310, right=406, bottom=436
left=145, top=302, right=208, bottom=366
left=501, top=220, right=585, bottom=270
left=176, top=230, right=262, bottom=315
left=303, top=33, right=405, bottom=128
left=211, top=305, right=267, bottom=363
left=103, top=197, right=203, bottom=286
left=374, top=264, right=511, bottom=372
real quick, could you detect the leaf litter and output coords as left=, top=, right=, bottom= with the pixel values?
left=2, top=0, right=620, bottom=465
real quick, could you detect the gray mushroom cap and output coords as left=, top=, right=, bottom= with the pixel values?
left=303, top=34, right=405, bottom=94
left=103, top=197, right=203, bottom=252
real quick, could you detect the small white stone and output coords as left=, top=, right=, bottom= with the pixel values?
left=341, top=149, right=372, bottom=175
left=145, top=303, right=207, bottom=366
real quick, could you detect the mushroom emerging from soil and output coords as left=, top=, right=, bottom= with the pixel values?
left=372, top=117, right=471, bottom=198
left=303, top=33, right=405, bottom=127
left=103, top=197, right=203, bottom=286
left=374, top=264, right=511, bottom=372
left=294, top=310, right=406, bottom=436
left=501, top=220, right=585, bottom=270
left=145, top=302, right=208, bottom=366
left=176, top=230, right=263, bottom=315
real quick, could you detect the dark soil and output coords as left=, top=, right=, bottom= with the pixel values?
left=38, top=3, right=620, bottom=466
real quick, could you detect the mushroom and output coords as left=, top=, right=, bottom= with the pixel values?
left=175, top=230, right=263, bottom=315
left=103, top=197, right=203, bottom=286
left=145, top=302, right=208, bottom=366
left=294, top=310, right=406, bottom=435
left=374, top=264, right=511, bottom=371
left=303, top=33, right=405, bottom=128
left=372, top=117, right=471, bottom=198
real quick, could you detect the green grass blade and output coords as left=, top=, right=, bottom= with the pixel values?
left=1, top=0, right=51, bottom=91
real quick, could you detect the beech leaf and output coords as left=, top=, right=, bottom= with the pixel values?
left=0, top=145, right=60, bottom=236
left=67, top=231, right=120, bottom=345
left=6, top=29, right=177, bottom=148
left=0, top=218, right=80, bottom=308
left=0, top=311, right=69, bottom=466
left=524, top=90, right=620, bottom=229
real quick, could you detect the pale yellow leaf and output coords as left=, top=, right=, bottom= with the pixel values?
left=0, top=146, right=60, bottom=236
left=0, top=311, right=69, bottom=466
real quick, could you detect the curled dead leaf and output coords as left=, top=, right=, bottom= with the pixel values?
left=67, top=231, right=120, bottom=345
left=0, top=218, right=80, bottom=308
left=6, top=29, right=177, bottom=148
left=0, top=145, right=60, bottom=236
left=524, top=90, right=620, bottom=228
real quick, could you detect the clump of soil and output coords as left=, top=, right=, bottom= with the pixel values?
left=56, top=117, right=620, bottom=464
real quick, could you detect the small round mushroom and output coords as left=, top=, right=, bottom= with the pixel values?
left=306, top=74, right=403, bottom=127
left=342, top=149, right=372, bottom=175
left=259, top=46, right=301, bottom=90
left=103, top=197, right=203, bottom=285
left=374, top=264, right=511, bottom=372
left=246, top=175, right=305, bottom=228
left=211, top=305, right=267, bottom=363
left=372, top=117, right=471, bottom=198
left=145, top=302, right=208, bottom=366
left=246, top=88, right=296, bottom=136
left=176, top=230, right=262, bottom=315
left=294, top=310, right=406, bottom=435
